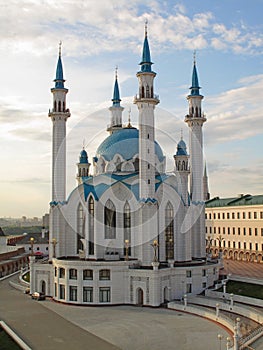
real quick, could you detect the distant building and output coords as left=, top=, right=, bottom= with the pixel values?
left=205, top=194, right=263, bottom=263
left=42, top=213, right=49, bottom=229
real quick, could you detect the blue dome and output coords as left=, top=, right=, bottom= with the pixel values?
left=79, top=149, right=88, bottom=164
left=176, top=139, right=188, bottom=156
left=96, top=128, right=164, bottom=162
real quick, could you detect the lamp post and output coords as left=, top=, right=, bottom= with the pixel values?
left=51, top=238, right=58, bottom=258
left=29, top=237, right=35, bottom=256
left=226, top=337, right=231, bottom=350
left=235, top=317, right=241, bottom=338
left=230, top=293, right=234, bottom=309
left=124, top=239, right=129, bottom=261
left=217, top=334, right=223, bottom=350
left=216, top=303, right=220, bottom=318
left=151, top=239, right=159, bottom=262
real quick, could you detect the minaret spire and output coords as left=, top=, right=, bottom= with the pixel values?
left=140, top=19, right=153, bottom=73
left=203, top=162, right=210, bottom=201
left=54, top=42, right=65, bottom=89
left=190, top=51, right=201, bottom=97
left=107, top=68, right=124, bottom=134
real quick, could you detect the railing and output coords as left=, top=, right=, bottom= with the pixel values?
left=134, top=94, right=159, bottom=100
left=239, top=324, right=263, bottom=349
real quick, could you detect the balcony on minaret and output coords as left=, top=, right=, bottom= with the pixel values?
left=48, top=108, right=71, bottom=118
left=134, top=93, right=159, bottom=104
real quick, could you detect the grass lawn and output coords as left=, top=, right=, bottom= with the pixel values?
left=22, top=272, right=30, bottom=283
left=223, top=281, right=263, bottom=299
left=0, top=328, right=22, bottom=350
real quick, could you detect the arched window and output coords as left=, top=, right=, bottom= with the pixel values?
left=63, top=101, right=65, bottom=112
left=141, top=86, right=145, bottom=98
left=77, top=203, right=85, bottom=253
left=146, top=85, right=150, bottom=98
left=165, top=202, right=174, bottom=260
left=105, top=200, right=116, bottom=239
left=54, top=101, right=57, bottom=112
left=123, top=202, right=131, bottom=256
left=58, top=101, right=61, bottom=112
left=88, top=196, right=94, bottom=255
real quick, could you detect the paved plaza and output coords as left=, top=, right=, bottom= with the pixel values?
left=221, top=259, right=263, bottom=279
left=1, top=260, right=263, bottom=350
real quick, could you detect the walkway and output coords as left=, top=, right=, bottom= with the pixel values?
left=0, top=275, right=119, bottom=350
left=221, top=260, right=263, bottom=279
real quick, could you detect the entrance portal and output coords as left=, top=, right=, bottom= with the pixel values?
left=137, top=288, right=144, bottom=306
left=41, top=280, right=46, bottom=294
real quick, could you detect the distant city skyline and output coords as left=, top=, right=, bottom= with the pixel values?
left=0, top=0, right=262, bottom=217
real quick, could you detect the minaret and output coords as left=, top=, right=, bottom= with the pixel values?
left=185, top=54, right=206, bottom=202
left=185, top=54, right=206, bottom=259
left=134, top=21, right=159, bottom=199
left=203, top=163, right=210, bottom=201
left=76, top=148, right=91, bottom=185
left=107, top=67, right=124, bottom=134
left=173, top=137, right=190, bottom=205
left=48, top=42, right=70, bottom=202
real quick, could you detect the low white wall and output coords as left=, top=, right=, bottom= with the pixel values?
left=0, top=320, right=32, bottom=350
left=206, top=289, right=263, bottom=308
left=168, top=302, right=235, bottom=332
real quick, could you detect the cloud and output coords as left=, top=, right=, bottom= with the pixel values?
left=0, top=1, right=262, bottom=58
left=204, top=74, right=263, bottom=144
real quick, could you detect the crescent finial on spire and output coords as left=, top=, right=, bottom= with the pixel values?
left=115, top=65, right=118, bottom=80
left=193, top=50, right=196, bottom=65
left=127, top=107, right=132, bottom=128
left=145, top=18, right=148, bottom=37
left=59, top=41, right=62, bottom=57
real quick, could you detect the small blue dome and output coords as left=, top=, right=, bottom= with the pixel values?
left=96, top=128, right=164, bottom=162
left=176, top=139, right=188, bottom=156
left=79, top=149, right=88, bottom=164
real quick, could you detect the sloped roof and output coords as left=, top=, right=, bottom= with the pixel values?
left=206, top=194, right=263, bottom=208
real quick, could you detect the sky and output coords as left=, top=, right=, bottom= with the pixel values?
left=0, top=0, right=262, bottom=218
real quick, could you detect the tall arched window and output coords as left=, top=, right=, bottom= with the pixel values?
left=88, top=196, right=94, bottom=255
left=105, top=200, right=116, bottom=239
left=165, top=202, right=174, bottom=260
left=123, top=202, right=131, bottom=256
left=77, top=203, right=84, bottom=253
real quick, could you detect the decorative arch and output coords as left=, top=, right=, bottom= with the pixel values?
left=163, top=286, right=169, bottom=303
left=41, top=280, right=46, bottom=294
left=105, top=199, right=116, bottom=239
left=136, top=288, right=144, bottom=306
left=123, top=201, right=131, bottom=256
left=77, top=203, right=84, bottom=252
left=88, top=196, right=95, bottom=255
left=165, top=201, right=174, bottom=261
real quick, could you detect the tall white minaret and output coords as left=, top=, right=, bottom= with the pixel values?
left=185, top=55, right=206, bottom=202
left=107, top=68, right=124, bottom=134
left=173, top=137, right=190, bottom=205
left=134, top=22, right=159, bottom=199
left=48, top=43, right=70, bottom=202
left=185, top=55, right=206, bottom=259
left=203, top=163, right=210, bottom=201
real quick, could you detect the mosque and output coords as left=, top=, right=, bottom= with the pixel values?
left=30, top=25, right=220, bottom=306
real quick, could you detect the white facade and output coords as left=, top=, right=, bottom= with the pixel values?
left=31, top=29, right=220, bottom=306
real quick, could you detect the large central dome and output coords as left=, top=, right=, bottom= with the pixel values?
left=96, top=127, right=164, bottom=162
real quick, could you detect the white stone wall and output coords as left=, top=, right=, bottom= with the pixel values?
left=32, top=258, right=220, bottom=306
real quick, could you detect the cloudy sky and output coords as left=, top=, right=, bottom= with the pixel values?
left=0, top=0, right=262, bottom=217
